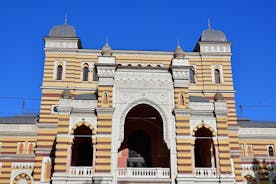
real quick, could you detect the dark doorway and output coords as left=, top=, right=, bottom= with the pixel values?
left=118, top=104, right=170, bottom=168
left=194, top=126, right=215, bottom=168
left=71, top=124, right=93, bottom=166
left=127, top=130, right=152, bottom=167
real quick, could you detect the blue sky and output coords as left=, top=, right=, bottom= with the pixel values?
left=0, top=0, right=275, bottom=121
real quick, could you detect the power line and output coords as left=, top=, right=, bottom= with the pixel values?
left=0, top=96, right=40, bottom=101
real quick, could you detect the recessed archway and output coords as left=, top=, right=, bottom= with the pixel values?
left=71, top=124, right=93, bottom=166
left=194, top=126, right=216, bottom=168
left=118, top=104, right=170, bottom=168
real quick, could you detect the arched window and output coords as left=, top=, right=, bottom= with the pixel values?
left=194, top=127, right=215, bottom=168
left=56, top=65, right=63, bottom=80
left=17, top=142, right=24, bottom=154
left=268, top=145, right=274, bottom=157
left=190, top=68, right=195, bottom=84
left=179, top=93, right=185, bottom=106
left=214, top=69, right=221, bottom=84
left=83, top=64, right=89, bottom=81
left=28, top=143, right=34, bottom=154
left=102, top=92, right=108, bottom=104
left=93, top=67, right=99, bottom=81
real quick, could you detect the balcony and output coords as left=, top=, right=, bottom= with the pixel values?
left=194, top=168, right=217, bottom=177
left=69, top=166, right=93, bottom=177
left=117, top=167, right=170, bottom=179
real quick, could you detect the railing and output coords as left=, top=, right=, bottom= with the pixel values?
left=117, top=167, right=170, bottom=178
left=11, top=162, right=34, bottom=169
left=194, top=168, right=217, bottom=177
left=69, top=166, right=93, bottom=177
left=241, top=164, right=259, bottom=171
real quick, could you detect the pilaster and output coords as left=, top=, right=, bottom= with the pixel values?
left=214, top=100, right=236, bottom=181
left=94, top=55, right=116, bottom=183
left=54, top=114, right=70, bottom=173
left=171, top=55, right=193, bottom=177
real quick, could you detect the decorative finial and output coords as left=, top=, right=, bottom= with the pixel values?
left=64, top=13, right=67, bottom=24
left=106, top=35, right=109, bottom=44
left=208, top=18, right=211, bottom=30
left=174, top=41, right=184, bottom=59
left=101, top=37, right=113, bottom=56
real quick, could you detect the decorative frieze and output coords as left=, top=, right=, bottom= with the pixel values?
left=53, top=99, right=97, bottom=115
left=44, top=37, right=80, bottom=49
left=96, top=107, right=115, bottom=115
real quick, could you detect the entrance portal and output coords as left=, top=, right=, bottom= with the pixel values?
left=118, top=104, right=170, bottom=168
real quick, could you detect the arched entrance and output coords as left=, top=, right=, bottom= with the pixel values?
left=71, top=124, right=93, bottom=166
left=118, top=104, right=170, bottom=168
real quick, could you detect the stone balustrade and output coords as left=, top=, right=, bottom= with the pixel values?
left=69, top=166, right=93, bottom=177
left=117, top=167, right=170, bottom=178
left=194, top=167, right=217, bottom=177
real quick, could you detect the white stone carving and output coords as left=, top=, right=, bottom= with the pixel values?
left=10, top=162, right=34, bottom=184
left=98, top=57, right=115, bottom=64
left=111, top=68, right=177, bottom=184
left=54, top=99, right=97, bottom=115
left=117, top=168, right=170, bottom=179
left=200, top=44, right=231, bottom=53
left=190, top=118, right=217, bottom=135
left=69, top=113, right=97, bottom=134
left=97, top=67, right=116, bottom=78
left=172, top=70, right=189, bottom=79
left=214, top=101, right=228, bottom=117
left=45, top=39, right=79, bottom=49
left=16, top=179, right=27, bottom=184
left=172, top=58, right=190, bottom=66
left=0, top=124, right=37, bottom=136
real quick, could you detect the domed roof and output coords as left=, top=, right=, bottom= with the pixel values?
left=101, top=42, right=113, bottom=56
left=49, top=23, right=77, bottom=38
left=200, top=28, right=227, bottom=42
left=214, top=92, right=224, bottom=101
left=173, top=43, right=185, bottom=59
left=61, top=88, right=72, bottom=99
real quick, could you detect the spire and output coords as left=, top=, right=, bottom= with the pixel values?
left=64, top=13, right=67, bottom=24
left=101, top=37, right=113, bottom=56
left=208, top=18, right=211, bottom=30
left=173, top=41, right=184, bottom=59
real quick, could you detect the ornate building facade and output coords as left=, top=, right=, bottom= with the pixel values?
left=0, top=22, right=276, bottom=184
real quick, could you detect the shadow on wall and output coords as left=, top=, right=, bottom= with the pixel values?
left=50, top=138, right=56, bottom=184
left=245, top=158, right=276, bottom=184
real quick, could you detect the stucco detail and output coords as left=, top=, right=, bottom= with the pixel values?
left=111, top=68, right=177, bottom=183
